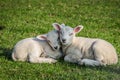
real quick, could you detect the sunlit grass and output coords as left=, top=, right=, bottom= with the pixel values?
left=0, top=0, right=120, bottom=80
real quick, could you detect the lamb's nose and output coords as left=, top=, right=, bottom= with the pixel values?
left=54, top=46, right=58, bottom=49
left=62, top=39, right=66, bottom=43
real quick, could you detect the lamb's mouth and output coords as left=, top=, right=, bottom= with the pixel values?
left=49, top=44, right=59, bottom=51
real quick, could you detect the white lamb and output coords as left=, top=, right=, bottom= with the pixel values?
left=53, top=23, right=118, bottom=66
left=12, top=30, right=62, bottom=63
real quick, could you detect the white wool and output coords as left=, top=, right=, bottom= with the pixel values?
left=12, top=30, right=62, bottom=63
left=53, top=23, right=118, bottom=66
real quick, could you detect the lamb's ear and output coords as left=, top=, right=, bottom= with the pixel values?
left=61, top=23, right=65, bottom=26
left=52, top=23, right=61, bottom=31
left=36, top=34, right=47, bottom=40
left=73, top=25, right=83, bottom=34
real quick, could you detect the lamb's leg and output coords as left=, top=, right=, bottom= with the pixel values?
left=92, top=41, right=108, bottom=66
left=78, top=41, right=108, bottom=66
left=28, top=52, right=57, bottom=63
left=27, top=48, right=57, bottom=63
left=64, top=54, right=81, bottom=63
left=64, top=55, right=77, bottom=63
left=78, top=59, right=102, bottom=66
left=28, top=57, right=57, bottom=63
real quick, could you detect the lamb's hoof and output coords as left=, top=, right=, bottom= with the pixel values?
left=53, top=60, right=57, bottom=63
left=50, top=59, right=57, bottom=63
left=78, top=60, right=84, bottom=65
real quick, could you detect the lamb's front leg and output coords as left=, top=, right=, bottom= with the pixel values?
left=28, top=52, right=57, bottom=63
left=78, top=59, right=102, bottom=66
left=64, top=52, right=82, bottom=64
left=28, top=57, right=57, bottom=63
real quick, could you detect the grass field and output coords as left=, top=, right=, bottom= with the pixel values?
left=0, top=0, right=120, bottom=80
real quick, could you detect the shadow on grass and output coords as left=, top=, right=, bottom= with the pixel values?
left=90, top=56, right=120, bottom=74
left=58, top=59, right=120, bottom=74
left=0, top=47, right=13, bottom=60
left=0, top=25, right=5, bottom=30
left=84, top=65, right=120, bottom=74
left=0, top=46, right=120, bottom=74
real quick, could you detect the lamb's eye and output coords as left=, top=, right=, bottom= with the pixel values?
left=57, top=37, right=59, bottom=41
left=69, top=33, right=73, bottom=36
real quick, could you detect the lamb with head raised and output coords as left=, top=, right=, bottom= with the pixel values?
left=53, top=23, right=118, bottom=66
left=12, top=30, right=62, bottom=63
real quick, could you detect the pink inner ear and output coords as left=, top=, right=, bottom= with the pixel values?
left=56, top=24, right=61, bottom=30
left=41, top=36, right=46, bottom=39
left=41, top=36, right=45, bottom=39
left=74, top=27, right=81, bottom=33
left=40, top=36, right=47, bottom=40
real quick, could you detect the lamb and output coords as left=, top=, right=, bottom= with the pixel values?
left=12, top=30, right=62, bottom=63
left=53, top=23, right=118, bottom=66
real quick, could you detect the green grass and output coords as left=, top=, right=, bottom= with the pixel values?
left=0, top=0, right=120, bottom=80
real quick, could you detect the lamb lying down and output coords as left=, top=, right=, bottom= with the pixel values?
left=53, top=23, right=118, bottom=66
left=12, top=30, right=62, bottom=63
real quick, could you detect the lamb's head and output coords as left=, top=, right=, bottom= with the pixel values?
left=53, top=23, right=83, bottom=46
left=37, top=30, right=60, bottom=51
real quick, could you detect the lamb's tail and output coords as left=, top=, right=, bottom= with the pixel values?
left=11, top=52, right=17, bottom=61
